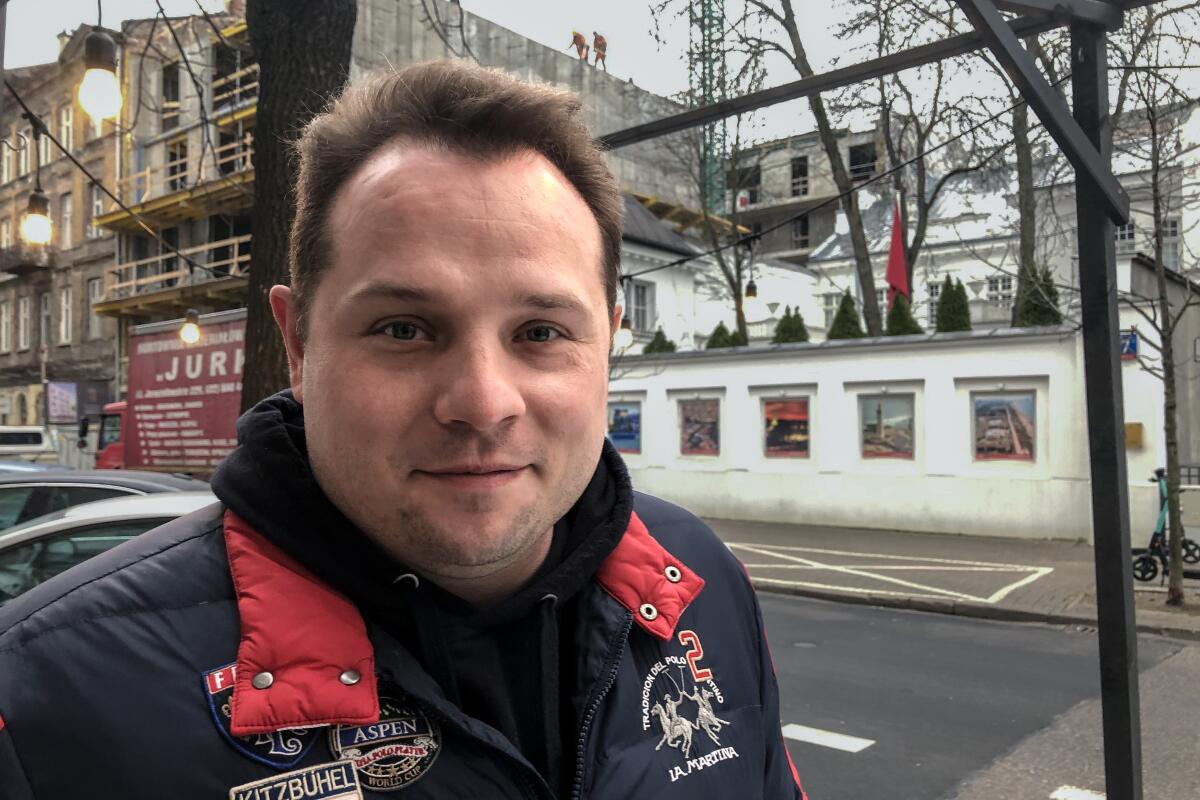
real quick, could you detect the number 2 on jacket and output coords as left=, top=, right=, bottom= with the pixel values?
left=677, top=630, right=713, bottom=681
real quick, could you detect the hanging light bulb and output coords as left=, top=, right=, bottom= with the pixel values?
left=179, top=308, right=201, bottom=344
left=743, top=278, right=769, bottom=322
left=613, top=316, right=634, bottom=351
left=78, top=28, right=122, bottom=121
left=20, top=190, right=52, bottom=246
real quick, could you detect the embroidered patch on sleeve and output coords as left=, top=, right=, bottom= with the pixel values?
left=204, top=663, right=320, bottom=768
left=228, top=761, right=361, bottom=800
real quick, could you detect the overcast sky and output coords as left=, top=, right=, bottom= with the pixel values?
left=3, top=1, right=857, bottom=139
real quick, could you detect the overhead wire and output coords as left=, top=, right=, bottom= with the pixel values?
left=4, top=79, right=223, bottom=279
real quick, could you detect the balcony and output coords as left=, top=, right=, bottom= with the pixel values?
left=94, top=234, right=250, bottom=321
left=0, top=244, right=56, bottom=277
left=213, top=61, right=259, bottom=126
left=95, top=134, right=255, bottom=233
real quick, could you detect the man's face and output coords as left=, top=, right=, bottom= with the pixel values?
left=271, top=144, right=619, bottom=584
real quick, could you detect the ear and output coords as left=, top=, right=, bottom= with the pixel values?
left=610, top=302, right=623, bottom=343
left=269, top=285, right=306, bottom=404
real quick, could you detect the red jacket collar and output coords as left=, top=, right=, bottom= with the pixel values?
left=223, top=511, right=379, bottom=736
left=222, top=508, right=703, bottom=733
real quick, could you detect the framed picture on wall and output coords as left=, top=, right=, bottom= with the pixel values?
left=859, top=394, right=915, bottom=459
left=607, top=401, right=642, bottom=454
left=973, top=391, right=1036, bottom=461
left=763, top=398, right=810, bottom=457
left=679, top=398, right=720, bottom=456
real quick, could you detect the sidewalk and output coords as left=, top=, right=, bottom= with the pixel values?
left=704, top=517, right=1200, bottom=641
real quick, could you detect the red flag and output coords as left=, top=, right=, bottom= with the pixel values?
left=885, top=199, right=908, bottom=309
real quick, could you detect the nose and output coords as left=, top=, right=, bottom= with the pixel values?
left=432, top=341, right=526, bottom=432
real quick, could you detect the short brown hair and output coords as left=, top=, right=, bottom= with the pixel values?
left=289, top=60, right=623, bottom=332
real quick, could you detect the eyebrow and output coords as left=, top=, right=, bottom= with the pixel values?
left=345, top=284, right=591, bottom=316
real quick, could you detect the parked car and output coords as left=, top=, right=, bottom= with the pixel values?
left=0, top=491, right=216, bottom=603
left=0, top=470, right=210, bottom=532
left=0, top=426, right=60, bottom=463
left=0, top=460, right=69, bottom=473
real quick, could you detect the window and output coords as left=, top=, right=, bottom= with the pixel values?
left=730, top=165, right=761, bottom=206
left=17, top=297, right=30, bottom=351
left=87, top=185, right=103, bottom=238
left=87, top=278, right=103, bottom=339
left=1, top=143, right=11, bottom=183
left=823, top=292, right=841, bottom=328
left=0, top=519, right=161, bottom=601
left=791, top=156, right=809, bottom=196
left=0, top=303, right=11, bottom=353
left=59, top=192, right=72, bottom=250
left=630, top=280, right=656, bottom=333
left=37, top=127, right=51, bottom=167
left=162, top=62, right=181, bottom=132
left=0, top=220, right=10, bottom=249
left=38, top=292, right=49, bottom=347
left=986, top=275, right=1014, bottom=309
left=791, top=215, right=810, bottom=249
left=848, top=143, right=876, bottom=183
left=927, top=281, right=942, bottom=327
left=1114, top=220, right=1137, bottom=254
left=58, top=286, right=72, bottom=344
left=17, top=128, right=30, bottom=175
left=58, top=106, right=73, bottom=152
left=1162, top=217, right=1180, bottom=271
left=166, top=138, right=189, bottom=192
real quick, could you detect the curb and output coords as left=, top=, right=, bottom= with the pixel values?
left=750, top=579, right=1200, bottom=643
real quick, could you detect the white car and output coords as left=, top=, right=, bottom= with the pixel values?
left=0, top=491, right=216, bottom=602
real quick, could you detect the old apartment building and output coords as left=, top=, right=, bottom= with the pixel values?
left=0, top=28, right=121, bottom=426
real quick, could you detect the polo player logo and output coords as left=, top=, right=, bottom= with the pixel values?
left=686, top=687, right=730, bottom=745
left=651, top=693, right=697, bottom=757
left=640, top=630, right=742, bottom=783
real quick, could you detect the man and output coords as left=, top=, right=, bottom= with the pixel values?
left=569, top=30, right=589, bottom=62
left=592, top=31, right=608, bottom=71
left=0, top=61, right=805, bottom=799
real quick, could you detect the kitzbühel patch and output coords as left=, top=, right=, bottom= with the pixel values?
left=204, top=663, right=320, bottom=768
left=228, top=761, right=362, bottom=800
left=328, top=694, right=441, bottom=791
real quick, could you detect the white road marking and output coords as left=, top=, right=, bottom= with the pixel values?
left=731, top=543, right=981, bottom=602
left=730, top=542, right=1055, bottom=605
left=782, top=723, right=875, bottom=753
left=1050, top=787, right=1105, bottom=799
left=986, top=566, right=1056, bottom=603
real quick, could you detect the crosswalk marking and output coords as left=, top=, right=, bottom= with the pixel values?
left=1050, top=787, right=1105, bottom=800
left=781, top=723, right=875, bottom=753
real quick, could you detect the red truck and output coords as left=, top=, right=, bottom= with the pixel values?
left=90, top=309, right=246, bottom=475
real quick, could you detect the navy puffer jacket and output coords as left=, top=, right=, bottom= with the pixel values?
left=0, top=488, right=805, bottom=799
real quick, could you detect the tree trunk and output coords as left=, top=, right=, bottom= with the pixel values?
left=1148, top=113, right=1185, bottom=606
left=241, top=0, right=357, bottom=412
left=1011, top=100, right=1038, bottom=326
left=779, top=1, right=883, bottom=335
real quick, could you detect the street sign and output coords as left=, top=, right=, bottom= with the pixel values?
left=1120, top=330, right=1138, bottom=361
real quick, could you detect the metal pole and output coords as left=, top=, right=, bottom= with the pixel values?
left=1071, top=19, right=1143, bottom=799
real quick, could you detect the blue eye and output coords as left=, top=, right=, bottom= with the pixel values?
left=384, top=322, right=420, bottom=340
left=524, top=326, right=561, bottom=343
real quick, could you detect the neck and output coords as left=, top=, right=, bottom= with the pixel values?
left=421, top=526, right=555, bottom=607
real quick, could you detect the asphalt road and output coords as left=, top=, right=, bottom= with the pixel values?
left=763, top=593, right=1182, bottom=800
